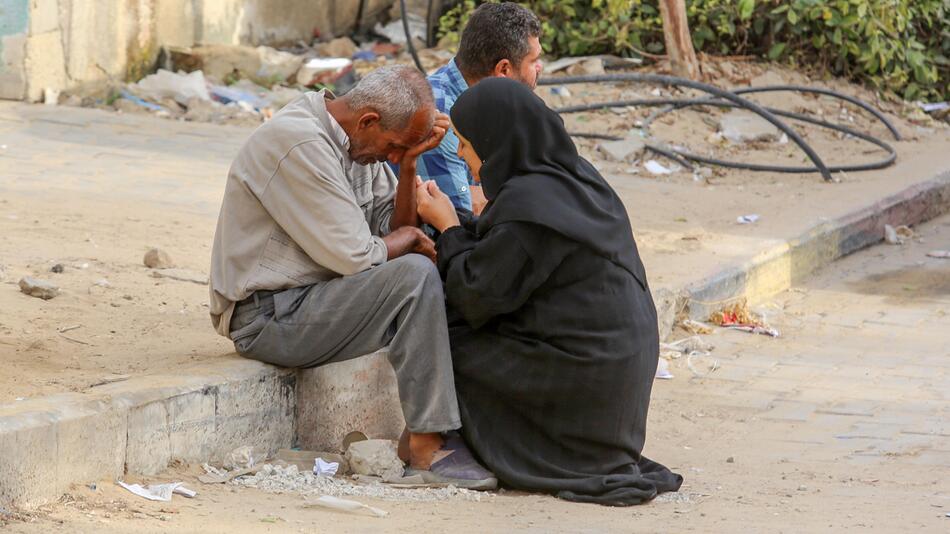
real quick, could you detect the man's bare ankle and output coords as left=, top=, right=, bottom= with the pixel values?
left=408, top=432, right=444, bottom=469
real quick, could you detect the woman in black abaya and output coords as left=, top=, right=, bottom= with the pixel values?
left=416, top=77, right=682, bottom=506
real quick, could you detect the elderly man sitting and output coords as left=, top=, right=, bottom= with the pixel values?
left=209, top=65, right=495, bottom=488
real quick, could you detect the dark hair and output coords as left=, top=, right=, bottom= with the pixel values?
left=456, top=3, right=541, bottom=79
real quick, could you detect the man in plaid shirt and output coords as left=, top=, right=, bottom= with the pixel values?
left=407, top=3, right=543, bottom=213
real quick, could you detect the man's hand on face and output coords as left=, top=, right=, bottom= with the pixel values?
left=400, top=112, right=450, bottom=167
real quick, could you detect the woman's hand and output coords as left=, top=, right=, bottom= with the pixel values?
left=417, top=180, right=460, bottom=233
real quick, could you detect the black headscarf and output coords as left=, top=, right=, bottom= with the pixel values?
left=450, top=77, right=646, bottom=284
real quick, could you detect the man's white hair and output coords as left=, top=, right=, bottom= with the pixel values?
left=343, top=65, right=435, bottom=131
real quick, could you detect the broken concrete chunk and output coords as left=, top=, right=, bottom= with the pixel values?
left=597, top=134, right=646, bottom=163
left=19, top=277, right=60, bottom=300
left=345, top=439, right=404, bottom=479
left=143, top=248, right=174, bottom=269
left=151, top=268, right=208, bottom=285
left=718, top=110, right=781, bottom=143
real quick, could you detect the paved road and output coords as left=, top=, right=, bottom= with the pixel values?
left=6, top=214, right=948, bottom=532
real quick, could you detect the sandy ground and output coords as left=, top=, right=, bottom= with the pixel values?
left=0, top=61, right=948, bottom=402
left=4, top=213, right=949, bottom=532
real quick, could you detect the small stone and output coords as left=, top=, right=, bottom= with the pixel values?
left=50, top=263, right=64, bottom=273
left=151, top=268, right=208, bottom=285
left=597, top=134, right=646, bottom=163
left=19, top=277, right=60, bottom=300
left=719, top=110, right=781, bottom=143
left=345, top=439, right=404, bottom=480
left=143, top=248, right=175, bottom=269
left=797, top=485, right=807, bottom=491
left=726, top=456, right=735, bottom=463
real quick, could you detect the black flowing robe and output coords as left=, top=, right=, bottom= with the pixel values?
left=437, top=215, right=682, bottom=506
left=439, top=77, right=682, bottom=506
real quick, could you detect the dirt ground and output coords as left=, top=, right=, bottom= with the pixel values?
left=4, top=213, right=949, bottom=532
left=0, top=60, right=948, bottom=401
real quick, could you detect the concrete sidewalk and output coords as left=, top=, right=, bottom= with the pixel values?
left=1, top=101, right=949, bottom=507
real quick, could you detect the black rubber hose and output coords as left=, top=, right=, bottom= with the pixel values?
left=354, top=0, right=366, bottom=35
left=568, top=132, right=696, bottom=170
left=426, top=0, right=439, bottom=48
left=563, top=98, right=895, bottom=173
left=568, top=98, right=897, bottom=173
left=400, top=0, right=426, bottom=73
left=732, top=86, right=901, bottom=141
left=538, top=74, right=836, bottom=181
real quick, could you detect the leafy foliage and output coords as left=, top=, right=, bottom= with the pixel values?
left=438, top=0, right=949, bottom=101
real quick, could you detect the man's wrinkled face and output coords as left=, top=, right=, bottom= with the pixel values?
left=348, top=108, right=434, bottom=166
left=511, top=36, right=543, bottom=89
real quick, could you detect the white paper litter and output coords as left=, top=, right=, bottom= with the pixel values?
left=131, top=69, right=210, bottom=105
left=645, top=160, right=673, bottom=175
left=314, top=458, right=340, bottom=477
left=304, top=495, right=388, bottom=517
left=118, top=480, right=196, bottom=501
left=926, top=250, right=950, bottom=259
left=655, top=357, right=674, bottom=380
left=737, top=214, right=760, bottom=224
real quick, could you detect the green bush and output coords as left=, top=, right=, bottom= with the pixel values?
left=438, top=0, right=949, bottom=101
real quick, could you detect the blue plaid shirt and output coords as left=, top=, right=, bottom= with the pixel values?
left=390, top=59, right=474, bottom=210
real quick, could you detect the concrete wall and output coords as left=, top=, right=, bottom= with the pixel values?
left=0, top=0, right=394, bottom=102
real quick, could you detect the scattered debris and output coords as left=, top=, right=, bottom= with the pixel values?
left=655, top=357, right=674, bottom=380
left=317, top=37, right=358, bottom=59
left=315, top=458, right=340, bottom=477
left=303, top=495, right=388, bottom=518
left=662, top=336, right=715, bottom=355
left=926, top=250, right=950, bottom=259
left=43, top=87, right=61, bottom=106
left=234, top=463, right=482, bottom=502
left=18, top=277, right=60, bottom=300
left=49, top=263, right=64, bottom=273
left=117, top=481, right=196, bottom=502
left=565, top=57, right=605, bottom=77
left=199, top=464, right=262, bottom=484
left=678, top=318, right=714, bottom=335
left=226, top=445, right=268, bottom=470
left=296, top=57, right=355, bottom=89
left=57, top=324, right=82, bottom=333
left=597, top=133, right=646, bottom=163
left=884, top=224, right=914, bottom=245
left=150, top=268, right=208, bottom=285
left=143, top=248, right=174, bottom=269
left=719, top=110, right=781, bottom=143
left=645, top=160, right=674, bottom=175
left=545, top=54, right=642, bottom=74
left=737, top=214, right=760, bottom=224
left=726, top=456, right=735, bottom=463
left=710, top=300, right=780, bottom=337
left=374, top=13, right=425, bottom=45
left=277, top=449, right=350, bottom=474
left=549, top=86, right=572, bottom=98
left=130, top=69, right=211, bottom=105
left=345, top=439, right=404, bottom=480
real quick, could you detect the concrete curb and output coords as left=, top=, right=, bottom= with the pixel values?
left=683, top=170, right=950, bottom=321
left=3, top=171, right=949, bottom=509
left=0, top=360, right=294, bottom=507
